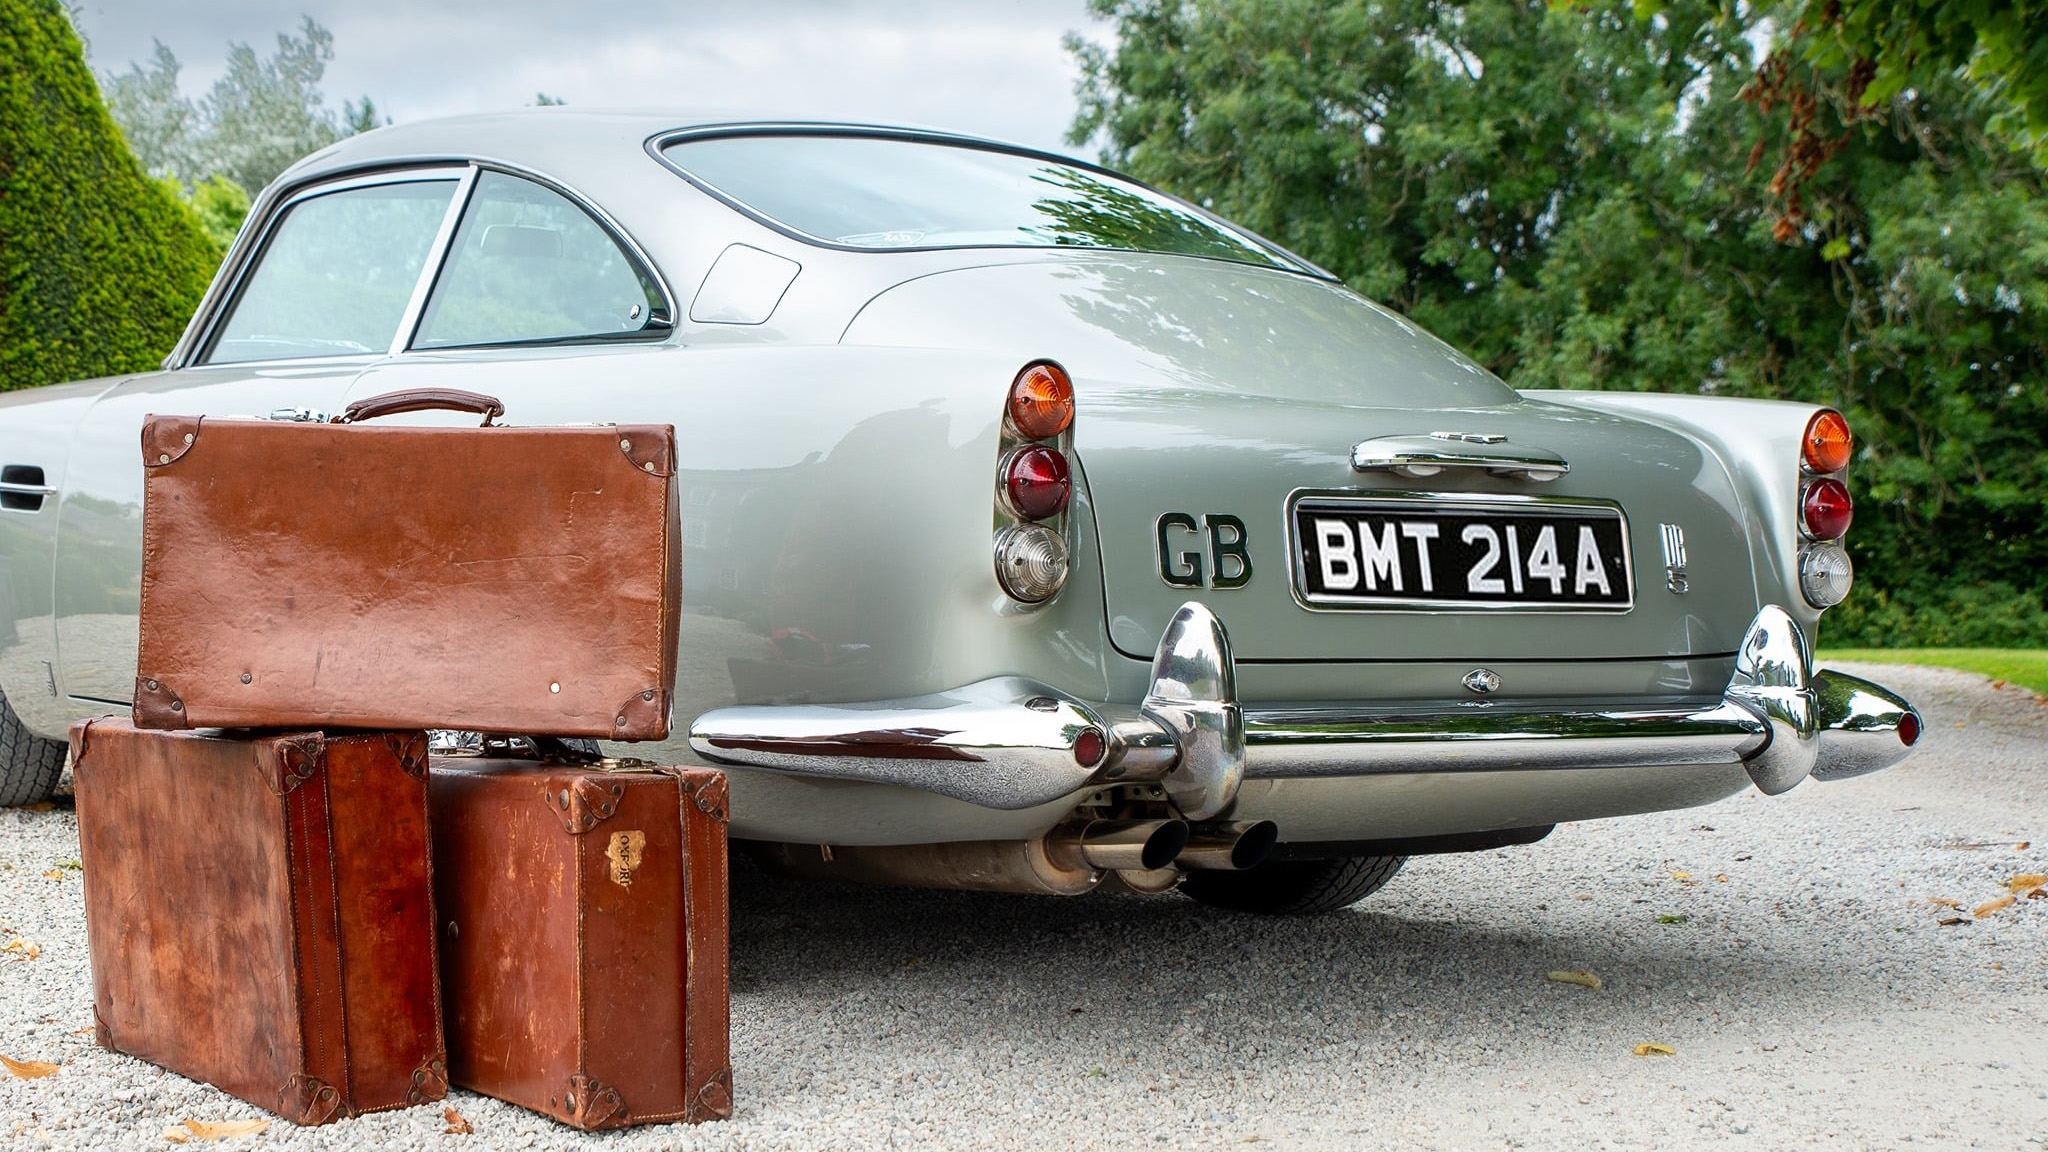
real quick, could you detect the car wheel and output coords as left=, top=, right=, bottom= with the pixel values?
left=1181, top=854, right=1406, bottom=915
left=0, top=688, right=66, bottom=807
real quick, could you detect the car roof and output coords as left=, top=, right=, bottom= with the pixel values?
left=283, top=107, right=1058, bottom=186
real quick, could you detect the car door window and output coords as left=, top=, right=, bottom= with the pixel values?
left=412, top=172, right=666, bottom=350
left=204, top=179, right=459, bottom=364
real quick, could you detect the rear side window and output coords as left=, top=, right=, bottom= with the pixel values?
left=660, top=133, right=1300, bottom=271
left=412, top=172, right=667, bottom=349
left=205, top=179, right=457, bottom=364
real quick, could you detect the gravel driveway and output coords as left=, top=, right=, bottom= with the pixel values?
left=4, top=662, right=2045, bottom=1150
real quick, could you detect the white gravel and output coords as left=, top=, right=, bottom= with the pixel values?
left=4, top=661, right=2046, bottom=1150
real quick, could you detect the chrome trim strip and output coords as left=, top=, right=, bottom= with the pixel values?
left=0, top=482, right=57, bottom=496
left=1281, top=489, right=1637, bottom=614
left=1241, top=701, right=1768, bottom=777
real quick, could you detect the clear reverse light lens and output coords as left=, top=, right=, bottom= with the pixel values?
left=1800, top=542, right=1854, bottom=608
left=994, top=524, right=1069, bottom=602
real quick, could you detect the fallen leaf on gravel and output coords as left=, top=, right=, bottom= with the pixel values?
left=1926, top=897, right=1963, bottom=908
left=173, top=1119, right=269, bottom=1140
left=1974, top=896, right=2016, bottom=918
left=1714, top=874, right=1729, bottom=883
left=442, top=1106, right=473, bottom=1135
left=2007, top=874, right=2046, bottom=892
left=2018, top=842, right=2032, bottom=851
left=40, top=870, right=63, bottom=880
left=1936, top=917, right=1970, bottom=926
left=162, top=1128, right=188, bottom=1144
left=6, top=802, right=54, bottom=812
left=2028, top=888, right=2046, bottom=900
left=0, top=1054, right=58, bottom=1079
left=1672, top=871, right=1692, bottom=880
left=1, top=941, right=39, bottom=960
left=1546, top=970, right=1603, bottom=991
left=1631, top=1043, right=1677, bottom=1057
left=1658, top=914, right=1690, bottom=924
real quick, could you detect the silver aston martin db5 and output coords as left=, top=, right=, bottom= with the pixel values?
left=0, top=110, right=1921, bottom=913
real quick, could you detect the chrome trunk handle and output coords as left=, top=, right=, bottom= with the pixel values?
left=1351, top=433, right=1569, bottom=482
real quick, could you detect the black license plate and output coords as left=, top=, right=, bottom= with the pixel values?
left=1291, top=497, right=1633, bottom=609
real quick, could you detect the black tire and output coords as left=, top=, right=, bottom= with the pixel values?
left=1181, top=854, right=1407, bottom=916
left=0, top=687, right=66, bottom=807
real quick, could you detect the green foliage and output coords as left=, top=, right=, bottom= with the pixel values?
left=1785, top=0, right=2044, bottom=162
left=186, top=173, right=251, bottom=251
left=0, top=0, right=218, bottom=392
left=1071, top=0, right=2048, bottom=645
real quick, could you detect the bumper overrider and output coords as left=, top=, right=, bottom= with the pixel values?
left=688, top=603, right=1922, bottom=819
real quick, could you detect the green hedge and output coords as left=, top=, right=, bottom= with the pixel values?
left=0, top=0, right=218, bottom=392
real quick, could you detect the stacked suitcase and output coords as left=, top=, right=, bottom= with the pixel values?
left=72, top=388, right=730, bottom=1130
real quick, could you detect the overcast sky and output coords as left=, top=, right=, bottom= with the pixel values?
left=68, top=0, right=1110, bottom=157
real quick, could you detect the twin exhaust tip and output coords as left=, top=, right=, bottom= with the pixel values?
left=1048, top=818, right=1277, bottom=873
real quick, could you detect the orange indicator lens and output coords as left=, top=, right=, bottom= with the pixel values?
left=1803, top=409, right=1852, bottom=474
left=1008, top=362, right=1075, bottom=440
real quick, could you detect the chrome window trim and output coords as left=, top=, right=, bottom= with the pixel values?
left=186, top=166, right=473, bottom=369
left=387, top=167, right=481, bottom=356
left=401, top=161, right=678, bottom=353
left=1280, top=488, right=1638, bottom=615
left=174, top=159, right=679, bottom=371
left=645, top=123, right=1330, bottom=279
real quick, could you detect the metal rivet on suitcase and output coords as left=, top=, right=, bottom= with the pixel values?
left=642, top=690, right=654, bottom=701
left=615, top=715, right=627, bottom=726
left=183, top=433, right=194, bottom=444
left=643, top=462, right=655, bottom=472
left=170, top=701, right=182, bottom=712
left=157, top=454, right=169, bottom=464
left=619, top=438, right=631, bottom=451
left=240, top=673, right=252, bottom=684
left=550, top=682, right=561, bottom=694
left=144, top=679, right=158, bottom=691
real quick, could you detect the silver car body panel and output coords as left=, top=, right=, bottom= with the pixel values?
left=0, top=109, right=1917, bottom=848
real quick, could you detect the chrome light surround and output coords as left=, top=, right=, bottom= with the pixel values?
left=991, top=359, right=1077, bottom=605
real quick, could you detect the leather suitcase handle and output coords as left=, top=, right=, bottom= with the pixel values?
left=337, top=388, right=506, bottom=426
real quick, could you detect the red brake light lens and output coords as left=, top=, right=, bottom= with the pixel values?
left=1008, top=362, right=1075, bottom=440
left=1004, top=445, right=1071, bottom=520
left=1801, top=478, right=1853, bottom=539
left=1803, top=410, right=1852, bottom=474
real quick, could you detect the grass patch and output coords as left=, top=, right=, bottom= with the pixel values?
left=1817, top=648, right=2048, bottom=696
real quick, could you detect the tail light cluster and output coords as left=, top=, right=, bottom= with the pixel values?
left=1798, top=409, right=1855, bottom=609
left=994, top=361, right=1076, bottom=603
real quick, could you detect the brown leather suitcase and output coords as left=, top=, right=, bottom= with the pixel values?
left=133, top=387, right=679, bottom=740
left=428, top=757, right=731, bottom=1128
left=71, top=719, right=446, bottom=1124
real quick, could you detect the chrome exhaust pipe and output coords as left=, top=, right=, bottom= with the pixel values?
left=1174, top=820, right=1279, bottom=871
left=1046, top=819, right=1189, bottom=873
left=751, top=838, right=1100, bottom=897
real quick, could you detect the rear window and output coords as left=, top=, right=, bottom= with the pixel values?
left=660, top=133, right=1300, bottom=271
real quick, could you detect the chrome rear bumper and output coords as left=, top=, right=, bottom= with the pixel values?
left=689, top=604, right=1922, bottom=814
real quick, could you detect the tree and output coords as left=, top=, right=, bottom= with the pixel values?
left=0, top=0, right=219, bottom=392
left=1070, top=0, right=2048, bottom=645
left=191, top=17, right=345, bottom=194
left=99, top=17, right=380, bottom=196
